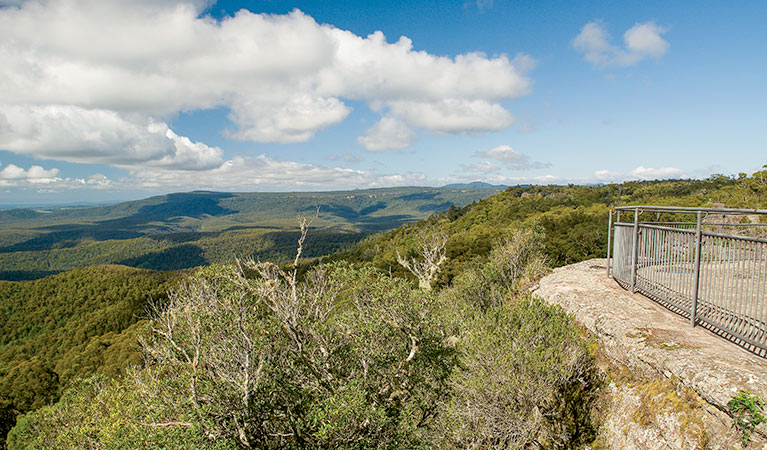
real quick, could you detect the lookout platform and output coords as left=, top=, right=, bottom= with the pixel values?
left=533, top=259, right=767, bottom=449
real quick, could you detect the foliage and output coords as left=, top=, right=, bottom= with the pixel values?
left=432, top=232, right=601, bottom=449
left=728, top=390, right=766, bottom=446
left=11, top=260, right=458, bottom=449
left=9, top=225, right=604, bottom=449
left=436, top=297, right=601, bottom=449
left=0, top=266, right=178, bottom=447
left=5, top=168, right=767, bottom=448
left=0, top=187, right=500, bottom=281
left=325, top=169, right=767, bottom=287
left=440, top=227, right=548, bottom=314
left=6, top=374, right=219, bottom=450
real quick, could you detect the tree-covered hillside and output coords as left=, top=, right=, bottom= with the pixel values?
left=324, top=169, right=766, bottom=289
left=1, top=167, right=765, bottom=448
left=0, top=266, right=181, bottom=447
left=0, top=187, right=502, bottom=281
left=7, top=230, right=601, bottom=450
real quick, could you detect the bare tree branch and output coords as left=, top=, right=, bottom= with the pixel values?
left=396, top=228, right=448, bottom=291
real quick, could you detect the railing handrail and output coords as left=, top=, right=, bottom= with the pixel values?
left=615, top=205, right=767, bottom=215
left=607, top=206, right=767, bottom=357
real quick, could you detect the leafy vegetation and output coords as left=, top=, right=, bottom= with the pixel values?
left=0, top=266, right=180, bottom=448
left=0, top=187, right=502, bottom=280
left=8, top=229, right=600, bottom=449
left=2, top=167, right=766, bottom=448
left=728, top=390, right=766, bottom=446
left=326, top=169, right=767, bottom=288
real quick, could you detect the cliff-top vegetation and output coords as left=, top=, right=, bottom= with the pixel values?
left=2, top=167, right=765, bottom=448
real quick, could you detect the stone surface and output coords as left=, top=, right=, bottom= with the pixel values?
left=533, top=259, right=767, bottom=449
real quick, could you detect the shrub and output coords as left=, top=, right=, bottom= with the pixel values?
left=6, top=374, right=215, bottom=450
left=441, top=227, right=548, bottom=314
left=434, top=296, right=601, bottom=449
left=433, top=229, right=600, bottom=449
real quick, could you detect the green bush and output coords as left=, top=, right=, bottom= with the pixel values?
left=441, top=227, right=547, bottom=315
left=7, top=374, right=217, bottom=450
left=432, top=233, right=600, bottom=449
left=433, top=295, right=600, bottom=449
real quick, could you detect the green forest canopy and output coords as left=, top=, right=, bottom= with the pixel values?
left=0, top=167, right=765, bottom=448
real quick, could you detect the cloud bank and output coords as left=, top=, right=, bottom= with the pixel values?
left=0, top=162, right=114, bottom=188
left=0, top=0, right=534, bottom=166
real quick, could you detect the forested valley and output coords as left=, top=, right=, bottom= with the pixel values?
left=0, top=187, right=502, bottom=281
left=2, top=168, right=765, bottom=449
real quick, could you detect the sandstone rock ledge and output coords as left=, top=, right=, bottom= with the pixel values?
left=533, top=259, right=767, bottom=450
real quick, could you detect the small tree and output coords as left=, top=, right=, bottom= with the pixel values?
left=396, top=229, right=448, bottom=292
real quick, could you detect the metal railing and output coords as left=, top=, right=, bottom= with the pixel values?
left=607, top=205, right=767, bottom=356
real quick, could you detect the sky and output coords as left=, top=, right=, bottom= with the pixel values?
left=0, top=0, right=765, bottom=205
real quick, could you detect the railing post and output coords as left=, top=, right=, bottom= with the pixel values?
left=631, top=207, right=639, bottom=293
left=606, top=209, right=613, bottom=277
left=690, top=210, right=702, bottom=327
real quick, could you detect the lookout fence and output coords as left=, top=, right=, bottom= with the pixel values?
left=607, top=205, right=767, bottom=356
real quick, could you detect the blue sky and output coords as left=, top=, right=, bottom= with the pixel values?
left=0, top=0, right=765, bottom=204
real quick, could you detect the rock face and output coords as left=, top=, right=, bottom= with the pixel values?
left=533, top=259, right=767, bottom=450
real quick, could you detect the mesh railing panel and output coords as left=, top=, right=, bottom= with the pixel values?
left=609, top=206, right=767, bottom=355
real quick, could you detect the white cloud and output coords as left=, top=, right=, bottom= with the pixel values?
left=573, top=20, right=669, bottom=67
left=157, top=125, right=224, bottom=170
left=624, top=23, right=669, bottom=57
left=573, top=22, right=612, bottom=63
left=0, top=162, right=113, bottom=189
left=0, top=164, right=120, bottom=192
left=0, top=1, right=533, bottom=165
left=126, top=154, right=428, bottom=191
left=81, top=173, right=112, bottom=187
left=0, top=105, right=223, bottom=169
left=357, top=116, right=415, bottom=151
left=628, top=165, right=685, bottom=179
left=0, top=163, right=59, bottom=181
left=594, top=166, right=686, bottom=182
left=226, top=95, right=351, bottom=144
left=387, top=99, right=514, bottom=133
left=476, top=145, right=550, bottom=170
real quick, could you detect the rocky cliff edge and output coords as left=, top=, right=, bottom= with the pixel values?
left=533, top=259, right=767, bottom=450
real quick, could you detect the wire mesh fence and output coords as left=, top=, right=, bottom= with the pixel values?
left=608, top=206, right=767, bottom=356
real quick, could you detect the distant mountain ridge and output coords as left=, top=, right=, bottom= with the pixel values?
left=0, top=186, right=503, bottom=280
